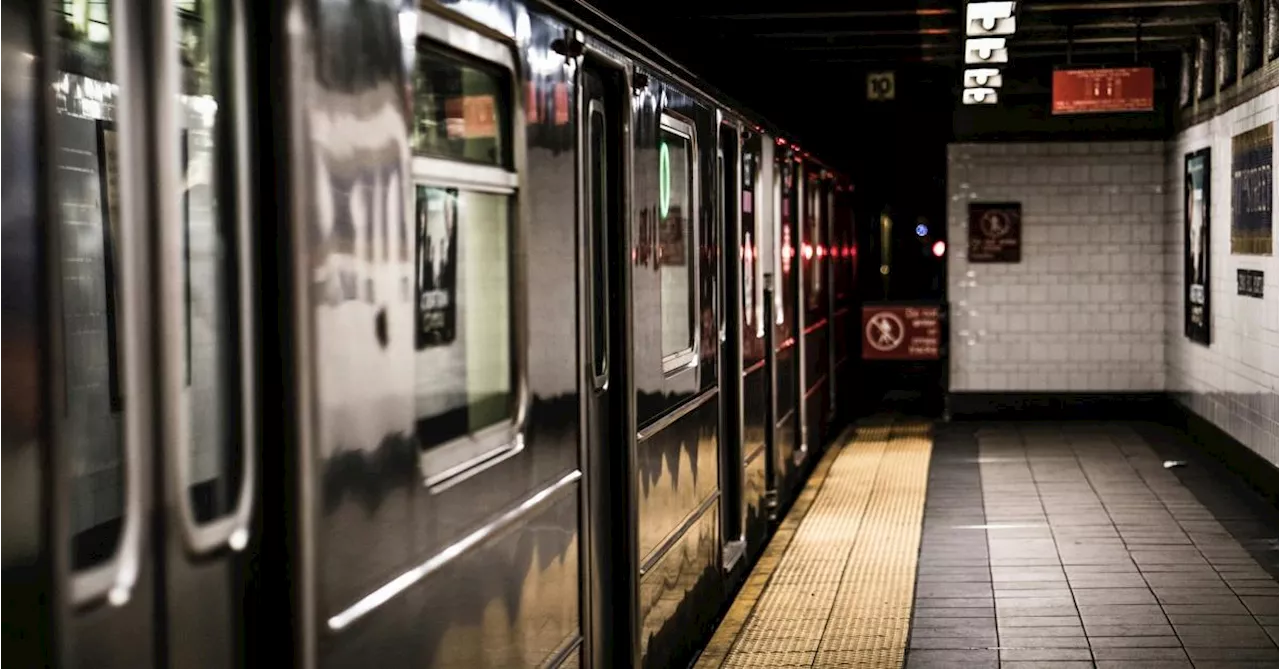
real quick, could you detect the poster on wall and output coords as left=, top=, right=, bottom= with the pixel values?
left=95, top=119, right=124, bottom=412
left=1230, top=122, right=1273, bottom=255
left=967, top=202, right=1021, bottom=263
left=415, top=185, right=459, bottom=350
left=1184, top=148, right=1212, bottom=346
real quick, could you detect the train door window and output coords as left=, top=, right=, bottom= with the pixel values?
left=53, top=0, right=127, bottom=571
left=742, top=136, right=764, bottom=346
left=411, top=27, right=522, bottom=486
left=741, top=146, right=755, bottom=335
left=587, top=101, right=609, bottom=385
left=806, top=174, right=823, bottom=315
left=658, top=113, right=697, bottom=373
left=171, top=0, right=248, bottom=528
left=778, top=161, right=795, bottom=336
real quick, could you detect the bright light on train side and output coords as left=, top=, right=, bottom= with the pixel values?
left=932, top=240, right=947, bottom=257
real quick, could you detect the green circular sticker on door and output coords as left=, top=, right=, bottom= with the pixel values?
left=659, top=141, right=671, bottom=218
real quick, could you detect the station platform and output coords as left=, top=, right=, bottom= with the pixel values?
left=693, top=419, right=1279, bottom=669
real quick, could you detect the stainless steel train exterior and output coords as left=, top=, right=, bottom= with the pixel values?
left=1, top=0, right=859, bottom=667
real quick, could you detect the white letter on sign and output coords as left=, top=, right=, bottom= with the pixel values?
left=966, top=2, right=1017, bottom=36
left=964, top=68, right=1003, bottom=88
left=962, top=88, right=999, bottom=104
left=965, top=38, right=1008, bottom=64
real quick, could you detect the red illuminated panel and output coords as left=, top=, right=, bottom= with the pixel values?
left=1051, top=67, right=1154, bottom=115
left=445, top=95, right=498, bottom=138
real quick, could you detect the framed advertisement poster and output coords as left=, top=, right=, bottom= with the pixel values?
left=1184, top=148, right=1211, bottom=346
left=96, top=119, right=124, bottom=411
left=415, top=185, right=459, bottom=350
left=1230, top=122, right=1273, bottom=255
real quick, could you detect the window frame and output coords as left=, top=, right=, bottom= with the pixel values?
left=742, top=137, right=765, bottom=339
left=412, top=13, right=528, bottom=493
left=657, top=111, right=700, bottom=375
left=586, top=99, right=610, bottom=390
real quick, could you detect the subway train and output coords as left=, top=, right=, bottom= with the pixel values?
left=1, top=0, right=859, bottom=667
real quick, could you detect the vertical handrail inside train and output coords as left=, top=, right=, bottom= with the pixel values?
left=156, top=0, right=255, bottom=556
left=69, top=0, right=145, bottom=609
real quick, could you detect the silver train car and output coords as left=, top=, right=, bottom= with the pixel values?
left=1, top=0, right=859, bottom=667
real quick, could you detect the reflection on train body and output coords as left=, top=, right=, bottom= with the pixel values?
left=1, top=0, right=859, bottom=667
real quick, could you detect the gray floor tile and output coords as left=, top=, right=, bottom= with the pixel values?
left=999, top=648, right=1094, bottom=661
left=1093, top=661, right=1192, bottom=669
left=996, top=636, right=1091, bottom=649
left=907, top=636, right=995, bottom=650
left=1086, top=636, right=1183, bottom=648
left=911, top=423, right=1277, bottom=669
left=903, top=649, right=997, bottom=668
left=1071, top=588, right=1158, bottom=605
left=999, top=616, right=1084, bottom=628
left=912, top=607, right=994, bottom=619
left=1089, top=646, right=1191, bottom=660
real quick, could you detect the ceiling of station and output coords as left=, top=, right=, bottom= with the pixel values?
left=581, top=0, right=1220, bottom=163
left=592, top=0, right=1227, bottom=67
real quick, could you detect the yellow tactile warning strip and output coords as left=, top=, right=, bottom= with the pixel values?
left=693, top=419, right=934, bottom=669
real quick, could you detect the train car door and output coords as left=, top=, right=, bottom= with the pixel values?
left=152, top=0, right=257, bottom=665
left=5, top=1, right=257, bottom=666
left=579, top=54, right=638, bottom=669
left=716, top=119, right=746, bottom=572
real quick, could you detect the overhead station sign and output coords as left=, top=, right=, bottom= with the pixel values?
left=961, top=1, right=1016, bottom=105
left=1051, top=67, right=1155, bottom=114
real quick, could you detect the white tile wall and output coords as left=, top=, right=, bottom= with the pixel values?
left=1165, top=90, right=1280, bottom=466
left=946, top=141, right=1168, bottom=393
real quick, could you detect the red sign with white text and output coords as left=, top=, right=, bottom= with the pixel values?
left=1052, top=68, right=1154, bottom=115
left=862, top=304, right=941, bottom=361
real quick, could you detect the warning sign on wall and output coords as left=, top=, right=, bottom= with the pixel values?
left=861, top=304, right=941, bottom=361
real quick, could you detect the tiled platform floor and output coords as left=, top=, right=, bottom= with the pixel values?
left=910, top=421, right=1279, bottom=669
left=699, top=420, right=935, bottom=668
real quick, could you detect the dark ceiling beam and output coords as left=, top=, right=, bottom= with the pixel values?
left=789, top=55, right=960, bottom=63
left=1016, top=33, right=1194, bottom=44
left=786, top=41, right=960, bottom=51
left=789, top=39, right=1187, bottom=62
left=1018, top=17, right=1217, bottom=31
left=745, top=16, right=1214, bottom=41
left=1022, top=0, right=1232, bottom=11
left=755, top=27, right=959, bottom=38
left=700, top=7, right=956, bottom=20
left=1008, top=24, right=1211, bottom=41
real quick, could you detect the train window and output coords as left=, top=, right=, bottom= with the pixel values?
left=413, top=186, right=514, bottom=450
left=56, top=0, right=124, bottom=573
left=778, top=163, right=795, bottom=334
left=659, top=113, right=697, bottom=372
left=742, top=145, right=759, bottom=338
left=806, top=175, right=823, bottom=314
left=174, top=0, right=246, bottom=525
left=411, top=24, right=522, bottom=486
left=588, top=102, right=609, bottom=384
left=411, top=43, right=511, bottom=169
left=54, top=0, right=127, bottom=570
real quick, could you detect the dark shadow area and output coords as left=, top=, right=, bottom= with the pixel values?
left=1134, top=421, right=1279, bottom=580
